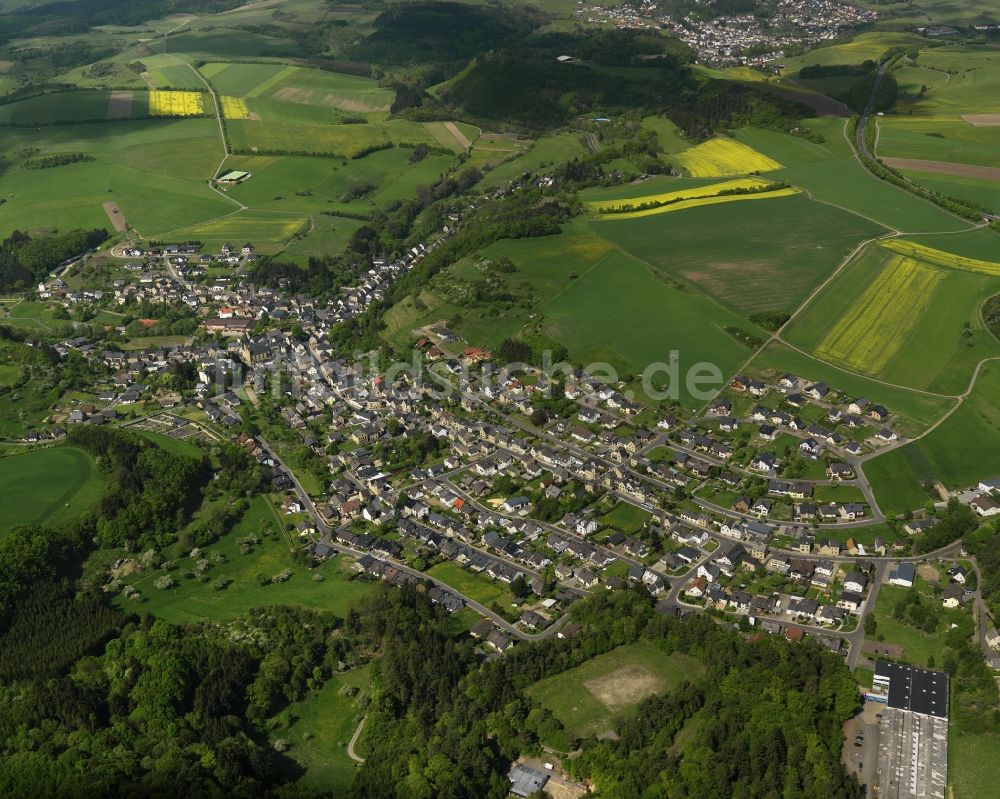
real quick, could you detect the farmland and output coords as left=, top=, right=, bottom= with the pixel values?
left=875, top=116, right=1000, bottom=169
left=147, top=90, right=204, bottom=117
left=0, top=447, right=103, bottom=533
left=591, top=193, right=885, bottom=316
left=525, top=640, right=704, bottom=741
left=815, top=254, right=943, bottom=375
left=674, top=137, right=782, bottom=176
left=588, top=176, right=797, bottom=217
left=783, top=238, right=1000, bottom=395
left=866, top=363, right=1000, bottom=510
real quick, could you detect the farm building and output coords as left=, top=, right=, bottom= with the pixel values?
left=216, top=170, right=251, bottom=184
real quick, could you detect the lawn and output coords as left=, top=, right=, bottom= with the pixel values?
left=426, top=560, right=514, bottom=609
left=950, top=728, right=1000, bottom=799
left=114, top=495, right=373, bottom=622
left=784, top=241, right=1000, bottom=394
left=226, top=119, right=438, bottom=158
left=163, top=211, right=309, bottom=255
left=870, top=578, right=973, bottom=667
left=600, top=501, right=651, bottom=534
left=278, top=665, right=372, bottom=795
left=901, top=46, right=1000, bottom=115
left=0, top=90, right=124, bottom=125
left=526, top=639, right=704, bottom=740
left=590, top=193, right=885, bottom=316
left=0, top=447, right=103, bottom=533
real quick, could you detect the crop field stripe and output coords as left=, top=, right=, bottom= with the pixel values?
left=246, top=65, right=300, bottom=98
left=221, top=96, right=250, bottom=119
left=586, top=177, right=770, bottom=211
left=879, top=239, right=1000, bottom=276
left=148, top=90, right=205, bottom=117
left=597, top=187, right=799, bottom=219
left=675, top=138, right=783, bottom=176
left=816, top=255, right=943, bottom=372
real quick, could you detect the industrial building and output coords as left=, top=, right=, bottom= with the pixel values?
left=873, top=661, right=949, bottom=799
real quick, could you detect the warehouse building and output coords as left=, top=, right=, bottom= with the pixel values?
left=874, top=661, right=949, bottom=799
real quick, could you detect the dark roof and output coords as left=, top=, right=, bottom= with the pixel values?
left=875, top=661, right=949, bottom=718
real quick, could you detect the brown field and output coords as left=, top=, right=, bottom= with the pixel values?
left=107, top=90, right=133, bottom=120
left=272, top=85, right=390, bottom=114
left=443, top=121, right=473, bottom=150
left=882, top=157, right=1000, bottom=181
left=962, top=114, right=1000, bottom=127
left=102, top=201, right=126, bottom=232
left=584, top=665, right=664, bottom=712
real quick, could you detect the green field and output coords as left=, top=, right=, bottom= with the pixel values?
left=526, top=639, right=704, bottom=740
left=0, top=447, right=103, bottom=533
left=599, top=502, right=651, bottom=534
left=876, top=116, right=1000, bottom=168
left=113, top=495, right=373, bottom=621
left=871, top=578, right=973, bottom=667
left=951, top=729, right=1000, bottom=799
left=867, top=364, right=1000, bottom=502
left=426, top=560, right=515, bottom=609
left=900, top=46, right=1000, bottom=115
left=747, top=341, right=956, bottom=436
left=279, top=665, right=372, bottom=794
left=0, top=118, right=232, bottom=235
left=0, top=90, right=128, bottom=125
left=862, top=449, right=937, bottom=518
left=163, top=210, right=309, bottom=254
left=590, top=193, right=886, bottom=316
left=541, top=248, right=755, bottom=406
left=784, top=241, right=1000, bottom=394
left=226, top=119, right=439, bottom=158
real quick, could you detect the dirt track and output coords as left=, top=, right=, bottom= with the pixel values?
left=103, top=202, right=127, bottom=232
left=444, top=121, right=472, bottom=150
left=881, top=157, right=1000, bottom=182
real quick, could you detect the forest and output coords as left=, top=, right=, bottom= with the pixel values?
left=0, top=228, right=108, bottom=292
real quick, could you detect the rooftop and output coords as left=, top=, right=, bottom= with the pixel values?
left=874, top=661, right=949, bottom=719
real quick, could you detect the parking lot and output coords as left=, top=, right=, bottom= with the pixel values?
left=842, top=700, right=882, bottom=792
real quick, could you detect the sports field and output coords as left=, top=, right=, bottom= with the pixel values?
left=674, top=137, right=782, bottom=176
left=591, top=193, right=884, bottom=315
left=0, top=447, right=103, bottom=533
left=525, top=639, right=703, bottom=739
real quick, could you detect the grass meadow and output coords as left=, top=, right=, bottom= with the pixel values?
left=0, top=447, right=103, bottom=533
left=590, top=193, right=885, bottom=316
left=278, top=665, right=372, bottom=793
left=875, top=116, right=1000, bottom=168
left=111, top=495, right=373, bottom=622
left=526, top=639, right=704, bottom=741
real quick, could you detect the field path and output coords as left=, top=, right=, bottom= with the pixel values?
left=443, top=121, right=473, bottom=151
left=156, top=16, right=245, bottom=211
left=102, top=201, right=126, bottom=232
left=347, top=716, right=366, bottom=764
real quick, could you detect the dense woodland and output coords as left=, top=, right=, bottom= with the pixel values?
left=0, top=229, right=108, bottom=292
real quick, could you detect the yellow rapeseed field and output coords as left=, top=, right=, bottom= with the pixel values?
left=598, top=187, right=799, bottom=219
left=220, top=96, right=250, bottom=120
left=588, top=177, right=770, bottom=212
left=675, top=138, right=782, bottom=177
left=879, top=239, right=1000, bottom=277
left=148, top=90, right=204, bottom=117
left=816, top=254, right=943, bottom=373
